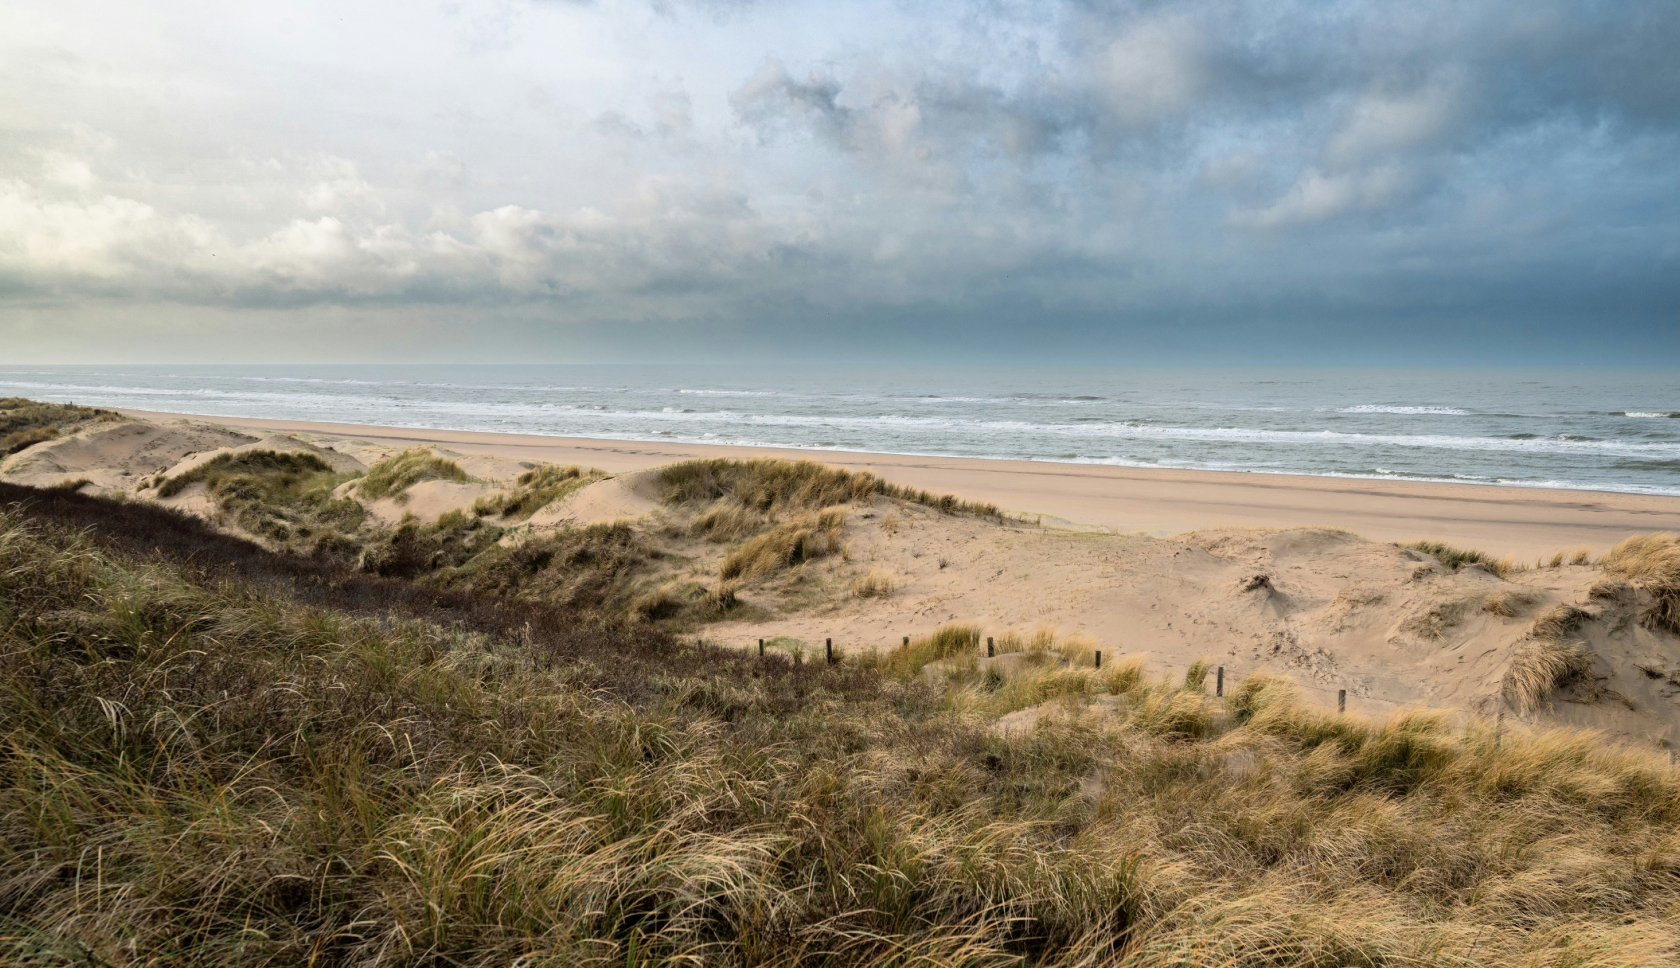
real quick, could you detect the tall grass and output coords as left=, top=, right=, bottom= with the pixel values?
left=1602, top=532, right=1680, bottom=634
left=719, top=508, right=847, bottom=580
left=4, top=505, right=1680, bottom=965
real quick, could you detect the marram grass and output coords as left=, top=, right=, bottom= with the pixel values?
left=3, top=507, right=1680, bottom=966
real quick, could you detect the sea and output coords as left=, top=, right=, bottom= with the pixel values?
left=3, top=364, right=1678, bottom=497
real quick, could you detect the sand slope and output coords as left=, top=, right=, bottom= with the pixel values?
left=6, top=408, right=1679, bottom=748
left=0, top=419, right=258, bottom=492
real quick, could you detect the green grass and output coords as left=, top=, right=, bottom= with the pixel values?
left=0, top=397, right=119, bottom=456
left=154, top=449, right=366, bottom=553
left=4, top=507, right=1680, bottom=965
left=357, top=447, right=471, bottom=501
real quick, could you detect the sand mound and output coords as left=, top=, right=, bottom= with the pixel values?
left=526, top=471, right=660, bottom=529
left=158, top=434, right=368, bottom=480
left=364, top=479, right=498, bottom=526
left=0, top=420, right=257, bottom=492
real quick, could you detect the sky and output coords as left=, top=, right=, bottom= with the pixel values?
left=2, top=0, right=1678, bottom=364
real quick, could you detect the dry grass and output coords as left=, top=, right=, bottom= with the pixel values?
left=719, top=507, right=847, bottom=581
left=0, top=397, right=120, bottom=457
left=1402, top=598, right=1470, bottom=640
left=1602, top=532, right=1680, bottom=635
left=1483, top=587, right=1542, bottom=617
left=1404, top=540, right=1518, bottom=577
left=849, top=568, right=895, bottom=598
left=474, top=463, right=603, bottom=519
left=1531, top=603, right=1592, bottom=641
left=357, top=447, right=471, bottom=501
left=5, top=506, right=1680, bottom=965
left=1542, top=546, right=1596, bottom=568
left=860, top=622, right=983, bottom=678
left=1503, top=640, right=1595, bottom=713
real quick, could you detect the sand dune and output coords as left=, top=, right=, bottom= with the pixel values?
left=116, top=407, right=1680, bottom=559
left=6, top=406, right=1678, bottom=748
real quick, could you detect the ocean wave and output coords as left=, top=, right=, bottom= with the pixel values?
left=1337, top=405, right=1472, bottom=415
left=1614, top=411, right=1680, bottom=418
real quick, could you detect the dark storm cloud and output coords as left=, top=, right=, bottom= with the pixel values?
left=0, top=0, right=1675, bottom=361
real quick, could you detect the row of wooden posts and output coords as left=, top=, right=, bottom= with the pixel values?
left=750, top=635, right=1261, bottom=701
left=739, top=637, right=1620, bottom=758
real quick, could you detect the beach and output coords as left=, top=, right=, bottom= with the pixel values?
left=119, top=407, right=1680, bottom=560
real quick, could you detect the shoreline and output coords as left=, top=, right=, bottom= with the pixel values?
left=118, top=406, right=1680, bottom=559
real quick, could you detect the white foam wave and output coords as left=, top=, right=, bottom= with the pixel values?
left=1337, top=405, right=1472, bottom=415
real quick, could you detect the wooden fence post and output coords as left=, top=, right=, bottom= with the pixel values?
left=758, top=638, right=764, bottom=658
left=1338, top=689, right=1346, bottom=714
left=1216, top=666, right=1225, bottom=697
left=826, top=638, right=834, bottom=665
left=1094, top=650, right=1102, bottom=670
left=987, top=636, right=994, bottom=658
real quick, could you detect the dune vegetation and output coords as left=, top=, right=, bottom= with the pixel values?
left=5, top=488, right=1680, bottom=966
left=0, top=397, right=119, bottom=457
left=356, top=447, right=472, bottom=502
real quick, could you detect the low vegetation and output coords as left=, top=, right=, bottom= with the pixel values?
left=719, top=508, right=847, bottom=581
left=849, top=568, right=894, bottom=598
left=659, top=457, right=1004, bottom=521
left=356, top=447, right=471, bottom=501
left=1503, top=639, right=1595, bottom=713
left=1602, top=531, right=1680, bottom=635
left=1404, top=539, right=1517, bottom=577
left=5, top=489, right=1680, bottom=965
left=474, top=463, right=603, bottom=520
left=0, top=397, right=118, bottom=456
left=154, top=449, right=366, bottom=553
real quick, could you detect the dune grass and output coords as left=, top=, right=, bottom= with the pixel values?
left=1503, top=639, right=1595, bottom=713
left=659, top=457, right=1004, bottom=520
left=1483, top=587, right=1541, bottom=617
left=357, top=447, right=471, bottom=501
left=475, top=463, right=603, bottom=520
left=849, top=568, right=895, bottom=598
left=1602, top=532, right=1680, bottom=634
left=154, top=449, right=367, bottom=552
left=4, top=505, right=1680, bottom=965
left=719, top=508, right=847, bottom=581
left=0, top=397, right=119, bottom=456
left=1404, top=539, right=1518, bottom=577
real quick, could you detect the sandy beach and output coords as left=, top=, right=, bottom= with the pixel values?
left=119, top=407, right=1680, bottom=560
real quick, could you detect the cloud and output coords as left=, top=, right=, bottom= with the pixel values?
left=0, top=0, right=1677, bottom=360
